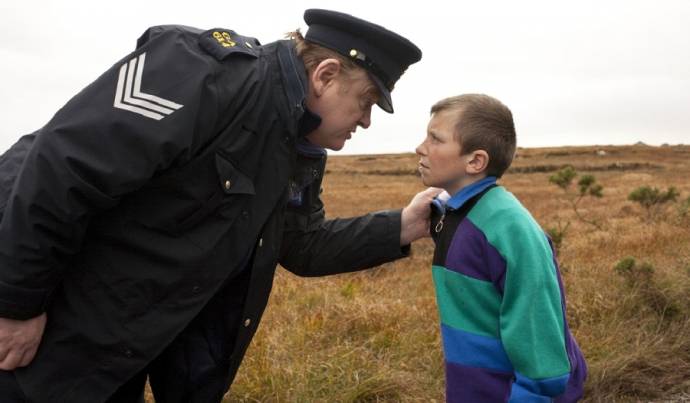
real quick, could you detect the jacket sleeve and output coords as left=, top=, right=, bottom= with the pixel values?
left=0, top=132, right=36, bottom=219
left=0, top=26, right=240, bottom=319
left=493, top=213, right=572, bottom=400
left=278, top=192, right=410, bottom=277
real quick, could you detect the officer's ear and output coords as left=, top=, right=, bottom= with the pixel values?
left=309, top=58, right=342, bottom=97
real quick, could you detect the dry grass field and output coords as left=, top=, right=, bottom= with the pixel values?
left=152, top=144, right=690, bottom=402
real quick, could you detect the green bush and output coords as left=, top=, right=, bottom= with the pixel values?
left=549, top=166, right=604, bottom=230
left=549, top=166, right=577, bottom=190
left=628, top=186, right=679, bottom=220
left=613, top=256, right=636, bottom=275
left=613, top=257, right=680, bottom=320
left=614, top=256, right=654, bottom=284
left=578, top=175, right=603, bottom=197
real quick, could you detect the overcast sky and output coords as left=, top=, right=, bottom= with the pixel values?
left=1, top=0, right=688, bottom=155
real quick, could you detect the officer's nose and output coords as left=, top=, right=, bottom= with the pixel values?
left=358, top=106, right=372, bottom=129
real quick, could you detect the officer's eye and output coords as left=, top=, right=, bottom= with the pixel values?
left=359, top=85, right=379, bottom=111
left=360, top=98, right=375, bottom=111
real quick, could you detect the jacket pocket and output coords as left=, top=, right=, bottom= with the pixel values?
left=214, top=152, right=254, bottom=196
left=214, top=152, right=255, bottom=219
left=123, top=152, right=255, bottom=235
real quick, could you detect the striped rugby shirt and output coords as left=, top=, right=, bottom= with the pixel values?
left=430, top=177, right=587, bottom=402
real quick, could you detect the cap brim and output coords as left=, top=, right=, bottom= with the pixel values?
left=369, top=73, right=393, bottom=113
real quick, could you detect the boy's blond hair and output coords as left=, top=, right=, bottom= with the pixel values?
left=431, top=94, right=516, bottom=178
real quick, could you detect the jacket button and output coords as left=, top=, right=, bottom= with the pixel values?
left=258, top=238, right=263, bottom=247
left=243, top=318, right=251, bottom=327
left=123, top=348, right=133, bottom=358
left=242, top=211, right=249, bottom=219
left=224, top=180, right=232, bottom=190
left=191, top=285, right=201, bottom=294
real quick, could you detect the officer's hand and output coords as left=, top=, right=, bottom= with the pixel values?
left=0, top=313, right=47, bottom=370
left=400, top=187, right=443, bottom=245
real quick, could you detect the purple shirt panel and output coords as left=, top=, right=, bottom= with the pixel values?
left=445, top=361, right=513, bottom=403
left=445, top=218, right=507, bottom=294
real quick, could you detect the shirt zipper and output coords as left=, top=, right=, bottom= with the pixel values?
left=435, top=212, right=446, bottom=233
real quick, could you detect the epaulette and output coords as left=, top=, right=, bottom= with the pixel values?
left=199, top=28, right=261, bottom=60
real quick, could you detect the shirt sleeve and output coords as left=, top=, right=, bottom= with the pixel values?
left=0, top=26, right=226, bottom=319
left=493, top=213, right=572, bottom=399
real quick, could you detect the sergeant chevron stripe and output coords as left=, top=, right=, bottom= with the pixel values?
left=113, top=53, right=183, bottom=120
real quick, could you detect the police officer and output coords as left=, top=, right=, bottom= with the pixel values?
left=0, top=9, right=435, bottom=402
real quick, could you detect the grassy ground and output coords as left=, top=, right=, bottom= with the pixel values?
left=149, top=144, right=690, bottom=402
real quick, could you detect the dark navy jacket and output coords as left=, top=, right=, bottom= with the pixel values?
left=0, top=25, right=407, bottom=402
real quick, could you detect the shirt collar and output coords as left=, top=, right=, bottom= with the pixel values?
left=441, top=176, right=497, bottom=211
left=296, top=137, right=327, bottom=157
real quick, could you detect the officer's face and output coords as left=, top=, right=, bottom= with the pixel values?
left=306, top=63, right=379, bottom=151
left=415, top=110, right=475, bottom=195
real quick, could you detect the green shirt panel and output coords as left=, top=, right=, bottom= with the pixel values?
left=432, top=265, right=501, bottom=338
left=466, top=187, right=570, bottom=379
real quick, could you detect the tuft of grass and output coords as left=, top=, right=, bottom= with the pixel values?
left=584, top=316, right=690, bottom=401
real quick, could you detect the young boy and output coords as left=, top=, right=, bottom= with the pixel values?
left=416, top=94, right=587, bottom=402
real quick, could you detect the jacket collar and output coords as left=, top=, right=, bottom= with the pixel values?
left=276, top=41, right=324, bottom=141
left=277, top=40, right=309, bottom=112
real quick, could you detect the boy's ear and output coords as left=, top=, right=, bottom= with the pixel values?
left=309, top=58, right=342, bottom=97
left=466, top=150, right=490, bottom=175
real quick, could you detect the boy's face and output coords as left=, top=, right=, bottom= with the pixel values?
left=306, top=65, right=379, bottom=151
left=415, top=110, right=474, bottom=195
